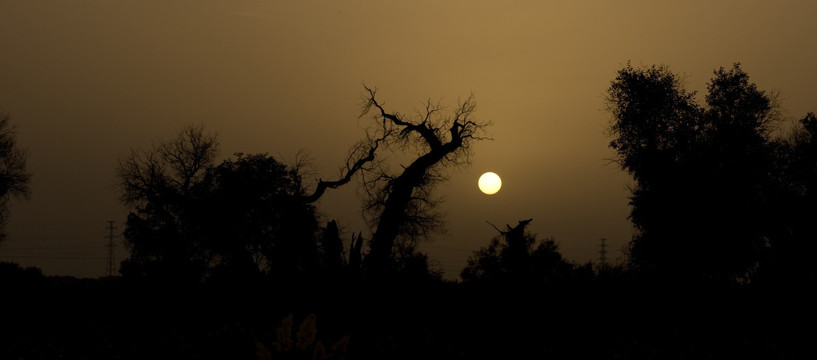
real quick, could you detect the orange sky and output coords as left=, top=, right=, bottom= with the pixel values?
left=1, top=0, right=816, bottom=278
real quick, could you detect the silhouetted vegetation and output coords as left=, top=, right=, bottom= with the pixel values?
left=116, top=124, right=220, bottom=284
left=0, top=112, right=31, bottom=243
left=760, top=112, right=817, bottom=288
left=607, top=63, right=817, bottom=290
left=116, top=125, right=337, bottom=286
left=356, top=86, right=490, bottom=277
left=3, top=79, right=816, bottom=358
left=461, top=219, right=576, bottom=285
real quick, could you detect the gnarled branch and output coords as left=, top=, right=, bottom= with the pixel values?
left=362, top=85, right=444, bottom=150
left=304, top=130, right=389, bottom=203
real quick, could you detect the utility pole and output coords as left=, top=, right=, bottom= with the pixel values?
left=599, top=238, right=608, bottom=266
left=106, top=220, right=116, bottom=279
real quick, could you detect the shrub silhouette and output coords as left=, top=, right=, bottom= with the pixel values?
left=461, top=219, right=574, bottom=285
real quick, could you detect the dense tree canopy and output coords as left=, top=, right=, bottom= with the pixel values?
left=117, top=125, right=323, bottom=285
left=608, top=63, right=816, bottom=286
left=191, top=153, right=321, bottom=282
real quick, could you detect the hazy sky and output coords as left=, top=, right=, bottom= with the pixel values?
left=1, top=0, right=816, bottom=279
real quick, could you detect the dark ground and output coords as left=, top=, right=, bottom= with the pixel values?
left=3, top=269, right=814, bottom=360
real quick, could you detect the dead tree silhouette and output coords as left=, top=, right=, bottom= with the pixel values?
left=301, top=85, right=491, bottom=277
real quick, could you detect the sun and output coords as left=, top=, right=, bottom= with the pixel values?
left=478, top=172, right=502, bottom=195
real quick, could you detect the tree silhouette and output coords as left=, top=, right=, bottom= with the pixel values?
left=295, top=86, right=490, bottom=278
left=607, top=63, right=780, bottom=284
left=356, top=86, right=491, bottom=275
left=461, top=219, right=574, bottom=284
left=0, top=112, right=31, bottom=243
left=320, top=220, right=345, bottom=272
left=116, top=124, right=220, bottom=284
left=117, top=126, right=323, bottom=284
left=760, top=112, right=817, bottom=288
left=193, top=153, right=320, bottom=282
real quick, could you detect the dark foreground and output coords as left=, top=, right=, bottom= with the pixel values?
left=3, top=272, right=815, bottom=360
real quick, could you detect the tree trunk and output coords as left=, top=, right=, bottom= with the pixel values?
left=367, top=145, right=456, bottom=272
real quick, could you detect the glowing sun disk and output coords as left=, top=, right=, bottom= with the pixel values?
left=478, top=172, right=502, bottom=195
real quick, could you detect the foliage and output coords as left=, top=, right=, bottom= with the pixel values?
left=606, top=63, right=817, bottom=286
left=0, top=112, right=31, bottom=242
left=194, top=153, right=320, bottom=281
left=117, top=125, right=323, bottom=284
left=461, top=219, right=574, bottom=284
left=117, top=124, right=220, bottom=283
left=0, top=261, right=47, bottom=290
left=758, top=112, right=817, bottom=287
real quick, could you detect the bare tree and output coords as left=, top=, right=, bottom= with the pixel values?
left=115, top=124, right=219, bottom=282
left=295, top=86, right=490, bottom=275
left=356, top=86, right=490, bottom=271
left=0, top=112, right=31, bottom=242
left=117, top=123, right=218, bottom=206
left=303, top=131, right=388, bottom=203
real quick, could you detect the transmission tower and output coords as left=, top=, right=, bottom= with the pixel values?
left=599, top=238, right=608, bottom=266
left=106, top=220, right=116, bottom=279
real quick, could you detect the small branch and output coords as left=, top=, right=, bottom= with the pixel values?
left=486, top=221, right=503, bottom=234
left=304, top=131, right=387, bottom=203
left=363, top=85, right=443, bottom=150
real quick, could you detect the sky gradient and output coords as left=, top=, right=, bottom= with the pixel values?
left=1, top=0, right=816, bottom=278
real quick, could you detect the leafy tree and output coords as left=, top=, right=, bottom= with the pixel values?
left=607, top=63, right=780, bottom=284
left=461, top=219, right=574, bottom=284
left=0, top=112, right=31, bottom=243
left=117, top=125, right=322, bottom=284
left=193, top=152, right=320, bottom=281
left=117, top=124, right=220, bottom=284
